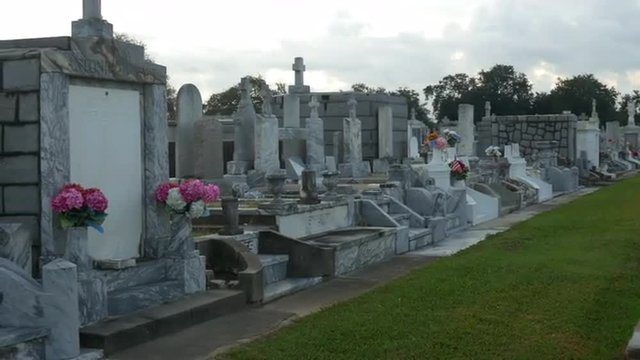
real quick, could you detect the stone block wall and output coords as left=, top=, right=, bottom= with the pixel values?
left=273, top=92, right=409, bottom=161
left=478, top=114, right=577, bottom=161
left=0, top=56, right=42, bottom=276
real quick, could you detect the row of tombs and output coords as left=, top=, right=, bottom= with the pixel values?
left=2, top=3, right=640, bottom=358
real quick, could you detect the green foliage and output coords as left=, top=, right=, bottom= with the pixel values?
left=424, top=65, right=533, bottom=123
left=532, top=74, right=619, bottom=124
left=220, top=177, right=640, bottom=360
left=204, top=76, right=286, bottom=116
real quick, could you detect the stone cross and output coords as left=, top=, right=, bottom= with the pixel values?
left=578, top=113, right=589, bottom=122
left=628, top=100, right=636, bottom=126
left=260, top=86, right=273, bottom=116
left=239, top=77, right=252, bottom=103
left=485, top=101, right=491, bottom=117
left=83, top=0, right=102, bottom=19
left=292, top=57, right=306, bottom=87
left=309, top=95, right=320, bottom=118
left=347, top=94, right=357, bottom=119
left=410, top=108, right=417, bottom=121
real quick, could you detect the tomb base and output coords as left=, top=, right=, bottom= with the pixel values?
left=338, top=161, right=371, bottom=178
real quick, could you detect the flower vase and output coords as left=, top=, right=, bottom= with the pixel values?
left=169, top=214, right=194, bottom=257
left=219, top=197, right=244, bottom=235
left=63, top=227, right=92, bottom=272
left=429, top=148, right=445, bottom=165
left=452, top=179, right=466, bottom=188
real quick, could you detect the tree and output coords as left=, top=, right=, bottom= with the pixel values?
left=423, top=65, right=535, bottom=123
left=532, top=74, right=619, bottom=123
left=204, top=75, right=279, bottom=115
left=423, top=73, right=478, bottom=121
left=351, top=83, right=388, bottom=94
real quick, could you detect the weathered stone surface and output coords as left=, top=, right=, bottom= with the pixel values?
left=0, top=155, right=38, bottom=183
left=176, top=84, right=202, bottom=178
left=3, top=124, right=39, bottom=152
left=19, top=92, right=39, bottom=121
left=2, top=59, right=40, bottom=91
left=4, top=185, right=39, bottom=213
left=0, top=92, right=17, bottom=122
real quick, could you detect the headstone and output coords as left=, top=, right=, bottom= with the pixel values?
left=457, top=104, right=475, bottom=157
left=176, top=84, right=202, bottom=178
left=378, top=105, right=394, bottom=158
left=194, top=117, right=224, bottom=179
left=254, top=87, right=280, bottom=175
left=306, top=96, right=325, bottom=171
left=227, top=77, right=256, bottom=174
left=343, top=94, right=362, bottom=163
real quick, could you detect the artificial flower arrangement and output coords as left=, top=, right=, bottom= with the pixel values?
left=423, top=131, right=448, bottom=151
left=155, top=179, right=220, bottom=219
left=485, top=145, right=503, bottom=158
left=449, top=159, right=469, bottom=180
left=51, top=184, right=109, bottom=233
left=442, top=128, right=462, bottom=147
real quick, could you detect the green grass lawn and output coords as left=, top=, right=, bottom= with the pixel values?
left=219, top=176, right=640, bottom=360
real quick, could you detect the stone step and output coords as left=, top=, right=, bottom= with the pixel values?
left=390, top=213, right=411, bottom=226
left=103, top=259, right=168, bottom=292
left=263, top=277, right=324, bottom=303
left=81, top=289, right=245, bottom=356
left=408, top=228, right=432, bottom=251
left=107, top=280, right=183, bottom=317
left=259, top=254, right=289, bottom=286
left=0, top=327, right=48, bottom=359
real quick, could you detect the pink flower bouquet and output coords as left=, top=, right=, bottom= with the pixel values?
left=155, top=179, right=220, bottom=219
left=51, top=183, right=109, bottom=233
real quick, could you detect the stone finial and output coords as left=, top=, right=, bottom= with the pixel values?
left=239, top=77, right=252, bottom=103
left=410, top=108, right=417, bottom=121
left=309, top=95, right=320, bottom=118
left=347, top=94, right=357, bottom=119
left=292, top=57, right=306, bottom=87
left=628, top=100, right=636, bottom=126
left=484, top=101, right=491, bottom=117
left=83, top=0, right=102, bottom=19
left=260, top=86, right=273, bottom=116
left=591, top=98, right=598, bottom=119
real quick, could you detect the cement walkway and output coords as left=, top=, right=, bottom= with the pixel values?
left=109, top=187, right=599, bottom=360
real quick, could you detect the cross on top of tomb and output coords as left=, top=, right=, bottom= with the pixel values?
left=261, top=86, right=273, bottom=116
left=309, top=96, right=320, bottom=118
left=591, top=99, right=598, bottom=119
left=83, top=0, right=102, bottom=19
left=347, top=94, right=357, bottom=119
left=410, top=108, right=417, bottom=121
left=578, top=113, right=589, bottom=122
left=288, top=57, right=311, bottom=94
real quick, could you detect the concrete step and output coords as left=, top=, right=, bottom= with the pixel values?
left=389, top=213, right=411, bottom=226
left=263, top=277, right=323, bottom=303
left=259, top=254, right=289, bottom=286
left=408, top=228, right=432, bottom=251
left=103, top=259, right=168, bottom=292
left=81, top=289, right=245, bottom=356
left=107, top=280, right=183, bottom=317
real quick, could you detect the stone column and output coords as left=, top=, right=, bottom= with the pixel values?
left=40, top=73, right=71, bottom=260
left=143, top=84, right=170, bottom=258
left=457, top=104, right=476, bottom=157
left=43, top=259, right=80, bottom=360
left=176, top=84, right=202, bottom=178
left=378, top=105, right=393, bottom=158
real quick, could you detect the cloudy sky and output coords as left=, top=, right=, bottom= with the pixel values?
left=2, top=0, right=640, bottom=99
